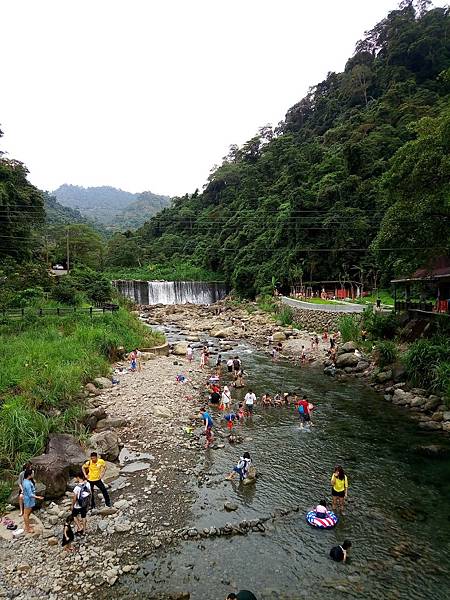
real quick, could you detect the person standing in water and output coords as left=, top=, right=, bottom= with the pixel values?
left=221, top=385, right=232, bottom=411
left=331, top=466, right=348, bottom=514
left=330, top=540, right=352, bottom=562
left=226, top=592, right=258, bottom=600
left=201, top=407, right=214, bottom=448
left=244, top=389, right=256, bottom=416
left=186, top=344, right=193, bottom=364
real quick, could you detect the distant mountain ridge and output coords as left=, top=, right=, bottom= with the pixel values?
left=52, top=184, right=171, bottom=230
left=43, top=192, right=88, bottom=225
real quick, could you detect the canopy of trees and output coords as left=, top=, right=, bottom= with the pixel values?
left=116, top=2, right=450, bottom=296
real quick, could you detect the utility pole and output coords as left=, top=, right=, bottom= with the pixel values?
left=66, top=229, right=70, bottom=272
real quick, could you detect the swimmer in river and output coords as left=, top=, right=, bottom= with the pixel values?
left=330, top=540, right=352, bottom=563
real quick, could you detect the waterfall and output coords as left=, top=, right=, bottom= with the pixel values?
left=112, top=280, right=228, bottom=305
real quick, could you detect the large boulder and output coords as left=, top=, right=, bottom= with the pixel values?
left=340, top=341, right=357, bottom=353
left=88, top=430, right=120, bottom=461
left=96, top=417, right=128, bottom=431
left=153, top=405, right=172, bottom=418
left=272, top=331, right=287, bottom=342
left=443, top=411, right=450, bottom=422
left=83, top=406, right=107, bottom=431
left=375, top=370, right=393, bottom=383
left=424, top=396, right=441, bottom=412
left=335, top=352, right=359, bottom=368
left=172, top=342, right=188, bottom=355
left=30, top=434, right=87, bottom=498
left=210, top=327, right=235, bottom=338
left=94, top=377, right=113, bottom=389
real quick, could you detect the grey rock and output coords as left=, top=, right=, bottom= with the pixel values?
left=224, top=502, right=238, bottom=512
left=89, top=430, right=120, bottom=461
left=96, top=417, right=128, bottom=431
left=335, top=352, right=359, bottom=368
left=94, top=377, right=113, bottom=389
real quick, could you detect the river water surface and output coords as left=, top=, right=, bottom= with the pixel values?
left=120, top=332, right=450, bottom=600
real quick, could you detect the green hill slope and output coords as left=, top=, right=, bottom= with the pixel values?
left=125, top=2, right=450, bottom=295
left=52, top=184, right=171, bottom=230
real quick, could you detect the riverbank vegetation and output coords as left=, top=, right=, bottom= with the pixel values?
left=0, top=309, right=164, bottom=483
left=103, top=260, right=223, bottom=283
left=95, top=2, right=450, bottom=297
left=337, top=309, right=450, bottom=404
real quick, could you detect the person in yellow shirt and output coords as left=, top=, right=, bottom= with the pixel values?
left=82, top=452, right=111, bottom=509
left=331, top=465, right=348, bottom=514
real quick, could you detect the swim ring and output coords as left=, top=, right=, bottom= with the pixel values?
left=306, top=510, right=338, bottom=529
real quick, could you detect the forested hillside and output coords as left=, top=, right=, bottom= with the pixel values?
left=43, top=192, right=88, bottom=225
left=53, top=184, right=171, bottom=230
left=115, top=2, right=450, bottom=296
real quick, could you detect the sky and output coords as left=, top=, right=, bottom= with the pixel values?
left=0, top=1, right=446, bottom=197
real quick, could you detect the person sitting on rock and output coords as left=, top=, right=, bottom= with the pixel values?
left=226, top=451, right=251, bottom=481
left=82, top=452, right=111, bottom=510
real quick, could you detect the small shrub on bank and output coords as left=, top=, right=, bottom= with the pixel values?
left=277, top=306, right=294, bottom=326
left=362, top=307, right=399, bottom=339
left=338, top=315, right=360, bottom=343
left=375, top=340, right=398, bottom=367
left=405, top=337, right=450, bottom=391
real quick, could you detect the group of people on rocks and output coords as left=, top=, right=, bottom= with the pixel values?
left=15, top=451, right=112, bottom=551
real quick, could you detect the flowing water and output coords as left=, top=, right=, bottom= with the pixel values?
left=118, top=330, right=450, bottom=600
left=113, top=280, right=228, bottom=305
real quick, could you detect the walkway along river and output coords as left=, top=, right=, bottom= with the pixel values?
left=107, top=327, right=450, bottom=600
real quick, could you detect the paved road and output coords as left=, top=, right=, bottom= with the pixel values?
left=281, top=296, right=365, bottom=313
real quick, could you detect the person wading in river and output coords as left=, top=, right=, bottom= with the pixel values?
left=331, top=465, right=348, bottom=514
left=226, top=592, right=258, bottom=600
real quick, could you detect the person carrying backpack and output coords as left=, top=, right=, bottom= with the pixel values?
left=71, top=471, right=91, bottom=536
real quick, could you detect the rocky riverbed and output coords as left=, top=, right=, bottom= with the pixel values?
left=0, top=355, right=213, bottom=600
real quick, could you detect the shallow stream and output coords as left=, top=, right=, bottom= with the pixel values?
left=120, top=329, right=450, bottom=599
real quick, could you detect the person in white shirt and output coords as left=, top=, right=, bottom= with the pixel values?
left=222, top=385, right=232, bottom=410
left=244, top=389, right=256, bottom=415
left=186, top=344, right=193, bottom=363
left=227, top=358, right=233, bottom=373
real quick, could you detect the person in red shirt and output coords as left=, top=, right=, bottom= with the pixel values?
left=297, top=396, right=310, bottom=429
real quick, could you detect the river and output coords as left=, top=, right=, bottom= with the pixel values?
left=117, top=330, right=450, bottom=600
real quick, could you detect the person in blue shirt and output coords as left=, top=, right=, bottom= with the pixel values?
left=22, top=468, right=44, bottom=534
left=201, top=408, right=214, bottom=448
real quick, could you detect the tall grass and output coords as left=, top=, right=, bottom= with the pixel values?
left=404, top=337, right=450, bottom=392
left=338, top=315, right=360, bottom=343
left=276, top=306, right=294, bottom=326
left=0, top=309, right=164, bottom=474
left=375, top=340, right=398, bottom=368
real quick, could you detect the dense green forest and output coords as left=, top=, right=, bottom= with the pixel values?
left=1, top=1, right=450, bottom=303
left=107, top=1, right=449, bottom=296
left=53, top=184, right=171, bottom=230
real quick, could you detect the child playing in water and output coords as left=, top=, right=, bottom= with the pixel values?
left=201, top=408, right=214, bottom=448
left=226, top=452, right=252, bottom=481
left=315, top=500, right=328, bottom=518
left=186, top=344, right=193, bottom=363
left=330, top=540, right=352, bottom=563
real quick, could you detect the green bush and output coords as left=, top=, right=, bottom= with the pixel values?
left=0, top=480, right=12, bottom=509
left=431, top=361, right=450, bottom=404
left=338, top=315, right=360, bottom=343
left=375, top=340, right=398, bottom=367
left=51, top=278, right=82, bottom=305
left=363, top=307, right=399, bottom=339
left=277, top=306, right=294, bottom=326
left=405, top=338, right=450, bottom=390
left=257, top=294, right=277, bottom=313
